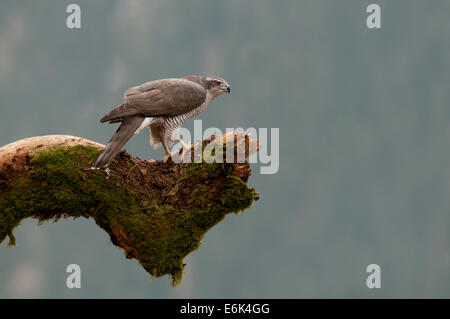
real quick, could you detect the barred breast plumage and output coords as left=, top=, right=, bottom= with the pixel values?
left=147, top=94, right=211, bottom=148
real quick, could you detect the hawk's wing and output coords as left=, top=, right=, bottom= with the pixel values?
left=100, top=78, right=206, bottom=123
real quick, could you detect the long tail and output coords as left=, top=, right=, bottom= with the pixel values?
left=93, top=115, right=145, bottom=168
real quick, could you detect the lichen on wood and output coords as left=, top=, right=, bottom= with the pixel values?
left=0, top=134, right=259, bottom=286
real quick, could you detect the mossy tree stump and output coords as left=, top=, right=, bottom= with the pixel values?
left=0, top=133, right=259, bottom=286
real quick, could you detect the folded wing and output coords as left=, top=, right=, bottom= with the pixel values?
left=100, top=78, right=207, bottom=123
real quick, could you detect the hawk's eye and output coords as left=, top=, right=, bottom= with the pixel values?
left=214, top=81, right=221, bottom=87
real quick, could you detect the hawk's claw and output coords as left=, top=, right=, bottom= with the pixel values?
left=162, top=153, right=172, bottom=163
left=162, top=139, right=191, bottom=163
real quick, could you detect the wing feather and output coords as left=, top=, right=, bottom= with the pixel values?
left=101, top=78, right=206, bottom=123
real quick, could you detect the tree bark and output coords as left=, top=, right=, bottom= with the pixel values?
left=0, top=133, right=259, bottom=286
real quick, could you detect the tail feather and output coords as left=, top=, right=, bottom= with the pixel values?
left=93, top=116, right=145, bottom=168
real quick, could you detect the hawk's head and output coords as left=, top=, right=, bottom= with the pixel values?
left=206, top=77, right=230, bottom=98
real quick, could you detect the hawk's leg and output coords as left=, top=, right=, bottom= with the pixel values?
left=177, top=138, right=190, bottom=158
left=161, top=138, right=172, bottom=163
left=161, top=138, right=190, bottom=163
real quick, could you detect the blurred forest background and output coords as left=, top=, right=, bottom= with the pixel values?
left=0, top=0, right=449, bottom=298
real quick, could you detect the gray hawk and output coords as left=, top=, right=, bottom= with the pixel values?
left=93, top=75, right=230, bottom=168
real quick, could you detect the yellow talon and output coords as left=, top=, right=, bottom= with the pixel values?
left=162, top=153, right=171, bottom=163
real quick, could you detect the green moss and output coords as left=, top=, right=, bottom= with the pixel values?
left=0, top=144, right=258, bottom=286
left=219, top=175, right=257, bottom=214
left=184, top=162, right=223, bottom=180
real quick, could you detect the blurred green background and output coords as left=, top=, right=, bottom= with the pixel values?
left=0, top=0, right=449, bottom=298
